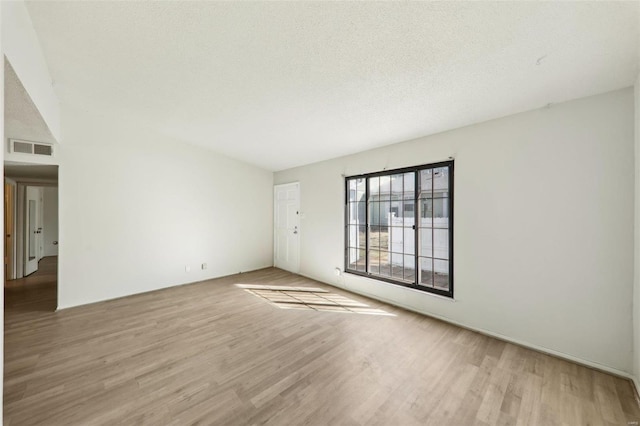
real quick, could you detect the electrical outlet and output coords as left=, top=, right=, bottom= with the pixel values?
left=185, top=265, right=191, bottom=272
left=201, top=263, right=207, bottom=270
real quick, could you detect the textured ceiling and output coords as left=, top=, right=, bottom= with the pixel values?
left=4, top=59, right=57, bottom=145
left=25, top=1, right=639, bottom=171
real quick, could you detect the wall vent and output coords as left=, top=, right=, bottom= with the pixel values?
left=9, top=139, right=54, bottom=157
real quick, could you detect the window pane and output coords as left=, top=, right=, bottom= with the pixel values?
left=433, top=197, right=450, bottom=223
left=357, top=199, right=366, bottom=226
left=379, top=201, right=391, bottom=228
left=390, top=201, right=400, bottom=221
left=347, top=224, right=366, bottom=271
left=349, top=202, right=360, bottom=224
left=433, top=167, right=449, bottom=194
left=403, top=173, right=414, bottom=198
left=356, top=178, right=366, bottom=202
left=379, top=226, right=389, bottom=252
left=357, top=249, right=366, bottom=272
left=420, top=169, right=433, bottom=199
left=347, top=225, right=358, bottom=247
left=403, top=227, right=414, bottom=255
left=391, top=252, right=403, bottom=264
left=434, top=228, right=449, bottom=260
left=403, top=200, right=415, bottom=230
left=358, top=223, right=367, bottom=245
left=434, top=259, right=450, bottom=291
left=420, top=228, right=433, bottom=258
left=349, top=247, right=359, bottom=267
left=420, top=199, right=432, bottom=221
left=403, top=201, right=414, bottom=215
left=391, top=252, right=404, bottom=280
left=378, top=175, right=391, bottom=202
left=348, top=179, right=357, bottom=202
left=390, top=174, right=403, bottom=200
left=369, top=222, right=379, bottom=250
left=369, top=201, right=380, bottom=230
left=404, top=255, right=416, bottom=282
left=379, top=252, right=390, bottom=277
left=390, top=226, right=403, bottom=253
left=348, top=202, right=358, bottom=225
left=419, top=257, right=434, bottom=287
left=369, top=250, right=380, bottom=275
left=369, top=176, right=380, bottom=199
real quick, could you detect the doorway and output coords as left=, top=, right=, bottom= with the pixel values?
left=4, top=165, right=59, bottom=311
left=274, top=182, right=300, bottom=273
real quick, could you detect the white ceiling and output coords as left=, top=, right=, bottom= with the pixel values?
left=25, top=1, right=639, bottom=171
left=4, top=59, right=56, bottom=145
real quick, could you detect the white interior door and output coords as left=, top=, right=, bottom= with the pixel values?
left=24, top=186, right=42, bottom=276
left=274, top=182, right=300, bottom=273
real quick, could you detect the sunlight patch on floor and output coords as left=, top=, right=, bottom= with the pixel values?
left=236, top=284, right=394, bottom=316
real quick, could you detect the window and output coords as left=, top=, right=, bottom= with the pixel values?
left=345, top=161, right=454, bottom=297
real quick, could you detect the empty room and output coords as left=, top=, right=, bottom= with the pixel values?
left=2, top=1, right=640, bottom=424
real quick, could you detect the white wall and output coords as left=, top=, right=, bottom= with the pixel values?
left=43, top=186, right=58, bottom=257
left=275, top=88, right=635, bottom=375
left=56, top=104, right=274, bottom=309
left=2, top=0, right=60, bottom=142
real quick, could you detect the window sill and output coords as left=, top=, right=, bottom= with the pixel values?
left=344, top=270, right=455, bottom=301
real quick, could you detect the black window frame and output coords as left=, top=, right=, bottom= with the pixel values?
left=344, top=160, right=454, bottom=298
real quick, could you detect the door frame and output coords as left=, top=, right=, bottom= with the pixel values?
left=273, top=182, right=300, bottom=273
left=4, top=178, right=17, bottom=280
left=14, top=181, right=57, bottom=279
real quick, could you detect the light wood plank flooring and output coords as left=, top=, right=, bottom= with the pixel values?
left=5, top=259, right=640, bottom=425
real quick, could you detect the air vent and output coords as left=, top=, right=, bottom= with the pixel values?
left=9, top=139, right=54, bottom=157
left=33, top=144, right=53, bottom=156
left=12, top=141, right=32, bottom=153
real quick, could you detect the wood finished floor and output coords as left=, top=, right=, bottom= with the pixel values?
left=4, top=258, right=640, bottom=425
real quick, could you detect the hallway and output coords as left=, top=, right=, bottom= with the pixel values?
left=5, top=256, right=57, bottom=312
